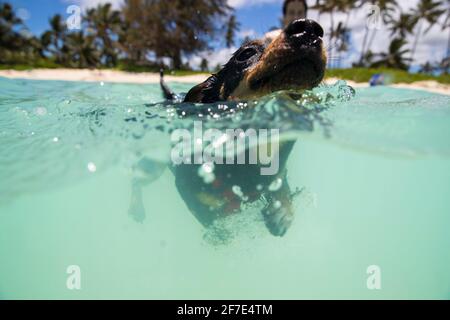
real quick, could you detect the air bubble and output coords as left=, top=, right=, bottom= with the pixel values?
left=35, top=107, right=47, bottom=116
left=232, top=186, right=249, bottom=201
left=198, top=163, right=215, bottom=184
left=273, top=201, right=282, bottom=209
left=337, top=84, right=356, bottom=102
left=87, top=162, right=97, bottom=173
left=268, top=178, right=283, bottom=192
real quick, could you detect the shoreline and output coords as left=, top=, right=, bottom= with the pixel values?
left=1, top=69, right=449, bottom=96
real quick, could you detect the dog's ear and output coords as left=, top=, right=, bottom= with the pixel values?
left=184, top=75, right=222, bottom=103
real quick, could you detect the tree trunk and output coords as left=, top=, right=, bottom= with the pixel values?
left=344, top=11, right=351, bottom=30
left=366, top=28, right=378, bottom=55
left=359, top=27, right=370, bottom=65
left=411, top=20, right=423, bottom=66
left=329, top=11, right=335, bottom=68
left=171, top=50, right=182, bottom=70
left=447, top=27, right=450, bottom=58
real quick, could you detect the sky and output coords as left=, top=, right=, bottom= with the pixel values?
left=6, top=0, right=450, bottom=69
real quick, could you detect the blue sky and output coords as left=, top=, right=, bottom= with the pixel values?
left=5, top=0, right=449, bottom=68
left=7, top=0, right=284, bottom=38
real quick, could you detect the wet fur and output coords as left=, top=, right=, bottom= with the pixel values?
left=160, top=19, right=327, bottom=237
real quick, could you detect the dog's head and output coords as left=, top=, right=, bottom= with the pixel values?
left=185, top=19, right=327, bottom=103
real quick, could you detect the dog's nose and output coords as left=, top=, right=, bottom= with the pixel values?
left=285, top=19, right=324, bottom=38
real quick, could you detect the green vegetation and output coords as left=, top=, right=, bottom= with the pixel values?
left=313, top=0, right=449, bottom=73
left=0, top=0, right=449, bottom=76
left=0, top=1, right=236, bottom=70
left=326, top=68, right=450, bottom=84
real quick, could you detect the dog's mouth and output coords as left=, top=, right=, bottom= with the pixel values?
left=249, top=52, right=325, bottom=92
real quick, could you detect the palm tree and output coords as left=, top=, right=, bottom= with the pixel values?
left=0, top=3, right=42, bottom=64
left=443, top=2, right=450, bottom=58
left=333, top=22, right=351, bottom=68
left=361, top=50, right=376, bottom=66
left=371, top=38, right=412, bottom=70
left=439, top=56, right=450, bottom=73
left=41, top=15, right=68, bottom=64
left=122, top=0, right=233, bottom=70
left=388, top=13, right=417, bottom=38
left=419, top=61, right=436, bottom=73
left=410, top=0, right=445, bottom=64
left=0, top=3, right=23, bottom=53
left=358, top=0, right=399, bottom=65
left=200, top=58, right=209, bottom=72
left=85, top=3, right=122, bottom=67
left=225, top=15, right=240, bottom=48
left=313, top=0, right=354, bottom=68
left=65, top=32, right=100, bottom=68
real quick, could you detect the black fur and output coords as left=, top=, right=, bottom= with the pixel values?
left=156, top=19, right=325, bottom=237
left=161, top=42, right=265, bottom=104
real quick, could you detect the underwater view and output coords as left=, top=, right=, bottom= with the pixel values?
left=0, top=77, right=449, bottom=299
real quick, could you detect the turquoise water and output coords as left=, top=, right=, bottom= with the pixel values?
left=0, top=77, right=449, bottom=299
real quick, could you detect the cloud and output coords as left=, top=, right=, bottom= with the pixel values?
left=61, top=0, right=448, bottom=67
left=68, top=0, right=278, bottom=10
left=307, top=0, right=448, bottom=67
left=228, top=0, right=281, bottom=8
left=188, top=47, right=238, bottom=70
left=237, top=29, right=258, bottom=39
left=62, top=0, right=124, bottom=10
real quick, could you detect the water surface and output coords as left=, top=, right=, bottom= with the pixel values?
left=0, top=77, right=449, bottom=299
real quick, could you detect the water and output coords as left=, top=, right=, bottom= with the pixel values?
left=0, top=77, right=449, bottom=299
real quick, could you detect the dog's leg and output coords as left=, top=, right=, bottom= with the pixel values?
left=129, top=179, right=146, bottom=223
left=128, top=158, right=167, bottom=223
left=262, top=173, right=295, bottom=237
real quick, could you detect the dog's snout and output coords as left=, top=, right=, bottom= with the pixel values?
left=285, top=19, right=324, bottom=39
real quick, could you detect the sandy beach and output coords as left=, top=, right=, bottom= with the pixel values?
left=1, top=69, right=449, bottom=96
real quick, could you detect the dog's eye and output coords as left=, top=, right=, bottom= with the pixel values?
left=236, top=48, right=258, bottom=62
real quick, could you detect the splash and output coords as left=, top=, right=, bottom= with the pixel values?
left=0, top=78, right=355, bottom=203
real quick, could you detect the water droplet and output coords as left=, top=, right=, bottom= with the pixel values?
left=87, top=162, right=97, bottom=173
left=273, top=201, right=282, bottom=209
left=100, top=82, right=105, bottom=86
left=53, top=137, right=59, bottom=143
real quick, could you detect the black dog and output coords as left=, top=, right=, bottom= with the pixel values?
left=146, top=19, right=326, bottom=237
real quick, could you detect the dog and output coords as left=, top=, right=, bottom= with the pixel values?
left=145, top=19, right=327, bottom=237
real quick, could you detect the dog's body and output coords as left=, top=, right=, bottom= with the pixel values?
left=156, top=19, right=326, bottom=237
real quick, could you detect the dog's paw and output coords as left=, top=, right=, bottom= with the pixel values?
left=128, top=184, right=146, bottom=223
left=262, top=204, right=294, bottom=237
